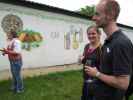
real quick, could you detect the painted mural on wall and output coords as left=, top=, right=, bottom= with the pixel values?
left=18, top=30, right=43, bottom=51
left=1, top=14, right=23, bottom=33
left=64, top=25, right=83, bottom=50
left=1, top=14, right=43, bottom=51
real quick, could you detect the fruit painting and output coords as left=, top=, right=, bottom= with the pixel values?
left=18, top=30, right=43, bottom=51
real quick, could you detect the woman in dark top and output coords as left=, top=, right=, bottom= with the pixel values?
left=79, top=26, right=101, bottom=100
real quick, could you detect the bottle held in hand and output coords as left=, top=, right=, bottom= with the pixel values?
left=85, top=59, right=94, bottom=83
left=78, top=55, right=84, bottom=64
left=85, top=59, right=92, bottom=66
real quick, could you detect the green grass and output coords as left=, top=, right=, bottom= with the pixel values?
left=0, top=70, right=133, bottom=100
left=0, top=70, right=83, bottom=100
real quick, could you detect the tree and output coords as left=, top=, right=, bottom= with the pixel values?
left=78, top=5, right=96, bottom=17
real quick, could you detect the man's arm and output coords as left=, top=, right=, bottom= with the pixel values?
left=85, top=66, right=130, bottom=90
left=97, top=72, right=130, bottom=90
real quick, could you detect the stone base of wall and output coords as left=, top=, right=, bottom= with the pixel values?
left=0, top=63, right=82, bottom=81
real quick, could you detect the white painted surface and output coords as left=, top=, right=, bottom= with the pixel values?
left=0, top=3, right=91, bottom=70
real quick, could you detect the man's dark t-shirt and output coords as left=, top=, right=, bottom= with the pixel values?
left=94, top=30, right=133, bottom=100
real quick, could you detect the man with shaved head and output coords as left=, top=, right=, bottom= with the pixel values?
left=85, top=0, right=133, bottom=100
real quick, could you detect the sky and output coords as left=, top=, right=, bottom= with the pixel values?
left=26, top=0, right=133, bottom=27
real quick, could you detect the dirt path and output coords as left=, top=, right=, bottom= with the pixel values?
left=0, top=64, right=82, bottom=80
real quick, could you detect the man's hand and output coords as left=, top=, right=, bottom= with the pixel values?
left=84, top=66, right=99, bottom=77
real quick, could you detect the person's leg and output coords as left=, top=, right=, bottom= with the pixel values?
left=94, top=96, right=109, bottom=100
left=81, top=82, right=94, bottom=100
left=87, top=94, right=94, bottom=100
left=9, top=61, right=16, bottom=91
left=13, top=60, right=23, bottom=92
left=81, top=82, right=86, bottom=100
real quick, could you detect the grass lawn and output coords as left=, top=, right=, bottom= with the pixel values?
left=0, top=70, right=133, bottom=100
left=0, top=70, right=83, bottom=100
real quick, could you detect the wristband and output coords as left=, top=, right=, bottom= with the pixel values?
left=95, top=71, right=101, bottom=78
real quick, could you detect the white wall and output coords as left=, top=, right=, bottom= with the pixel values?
left=121, top=28, right=133, bottom=43
left=0, top=3, right=93, bottom=71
